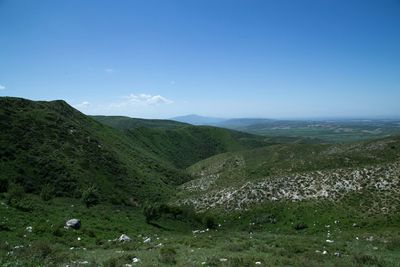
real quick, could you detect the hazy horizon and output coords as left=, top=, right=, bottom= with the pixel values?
left=1, top=0, right=399, bottom=119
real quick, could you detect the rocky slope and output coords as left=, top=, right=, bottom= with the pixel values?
left=177, top=136, right=400, bottom=212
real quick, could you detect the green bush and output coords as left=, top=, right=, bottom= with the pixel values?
left=40, top=183, right=55, bottom=201
left=159, top=246, right=177, bottom=265
left=6, top=183, right=25, bottom=205
left=143, top=202, right=162, bottom=223
left=352, top=254, right=384, bottom=267
left=202, top=215, right=217, bottom=229
left=0, top=176, right=9, bottom=193
left=103, top=254, right=136, bottom=267
left=81, top=185, right=100, bottom=207
left=30, top=240, right=54, bottom=260
left=293, top=222, right=308, bottom=230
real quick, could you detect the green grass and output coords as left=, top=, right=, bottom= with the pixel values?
left=2, top=97, right=400, bottom=266
left=1, top=194, right=399, bottom=266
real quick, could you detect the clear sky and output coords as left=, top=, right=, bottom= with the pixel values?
left=0, top=0, right=399, bottom=119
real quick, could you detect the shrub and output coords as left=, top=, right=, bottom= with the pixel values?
left=30, top=240, right=54, bottom=260
left=159, top=247, right=177, bottom=265
left=353, top=254, right=384, bottom=267
left=293, top=222, right=308, bottom=230
left=0, top=176, right=9, bottom=193
left=40, top=183, right=55, bottom=201
left=103, top=254, right=136, bottom=267
left=81, top=185, right=100, bottom=207
left=202, top=215, right=217, bottom=229
left=6, top=183, right=25, bottom=205
left=143, top=202, right=162, bottom=223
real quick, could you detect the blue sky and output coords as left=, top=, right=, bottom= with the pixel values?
left=0, top=0, right=399, bottom=119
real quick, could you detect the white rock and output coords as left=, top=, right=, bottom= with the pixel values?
left=25, top=226, right=32, bottom=233
left=119, top=234, right=131, bottom=242
left=143, top=237, right=151, bottom=243
left=132, top=257, right=140, bottom=263
left=65, top=218, right=81, bottom=229
left=326, top=239, right=334, bottom=243
left=220, top=258, right=228, bottom=262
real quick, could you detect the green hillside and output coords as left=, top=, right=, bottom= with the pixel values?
left=1, top=97, right=400, bottom=266
left=0, top=97, right=277, bottom=203
left=92, top=115, right=189, bottom=130
left=178, top=135, right=400, bottom=211
left=0, top=97, right=188, bottom=204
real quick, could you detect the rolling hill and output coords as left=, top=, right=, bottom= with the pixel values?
left=1, top=97, right=400, bottom=266
left=92, top=115, right=189, bottom=130
left=0, top=97, right=284, bottom=204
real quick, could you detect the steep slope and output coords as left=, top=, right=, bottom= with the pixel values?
left=125, top=126, right=271, bottom=169
left=92, top=115, right=189, bottom=130
left=178, top=135, right=400, bottom=211
left=0, top=97, right=188, bottom=203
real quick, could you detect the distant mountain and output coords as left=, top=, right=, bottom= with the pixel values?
left=171, top=114, right=226, bottom=125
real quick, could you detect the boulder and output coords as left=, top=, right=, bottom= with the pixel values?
left=118, top=234, right=131, bottom=242
left=66, top=218, right=81, bottom=229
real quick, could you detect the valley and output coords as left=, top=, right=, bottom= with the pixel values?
left=1, top=97, right=399, bottom=266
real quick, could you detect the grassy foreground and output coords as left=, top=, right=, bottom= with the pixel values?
left=1, top=194, right=399, bottom=267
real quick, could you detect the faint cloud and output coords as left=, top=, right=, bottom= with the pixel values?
left=170, top=80, right=176, bottom=85
left=126, top=93, right=173, bottom=105
left=0, top=84, right=5, bottom=90
left=105, top=68, right=114, bottom=73
left=74, top=101, right=91, bottom=109
left=110, top=93, right=173, bottom=108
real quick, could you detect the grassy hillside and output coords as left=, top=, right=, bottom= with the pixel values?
left=0, top=97, right=279, bottom=203
left=125, top=126, right=273, bottom=169
left=91, top=114, right=321, bottom=169
left=0, top=97, right=192, bottom=204
left=92, top=115, right=189, bottom=130
left=178, top=135, right=400, bottom=211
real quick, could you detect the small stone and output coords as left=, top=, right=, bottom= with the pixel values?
left=118, top=234, right=131, bottom=242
